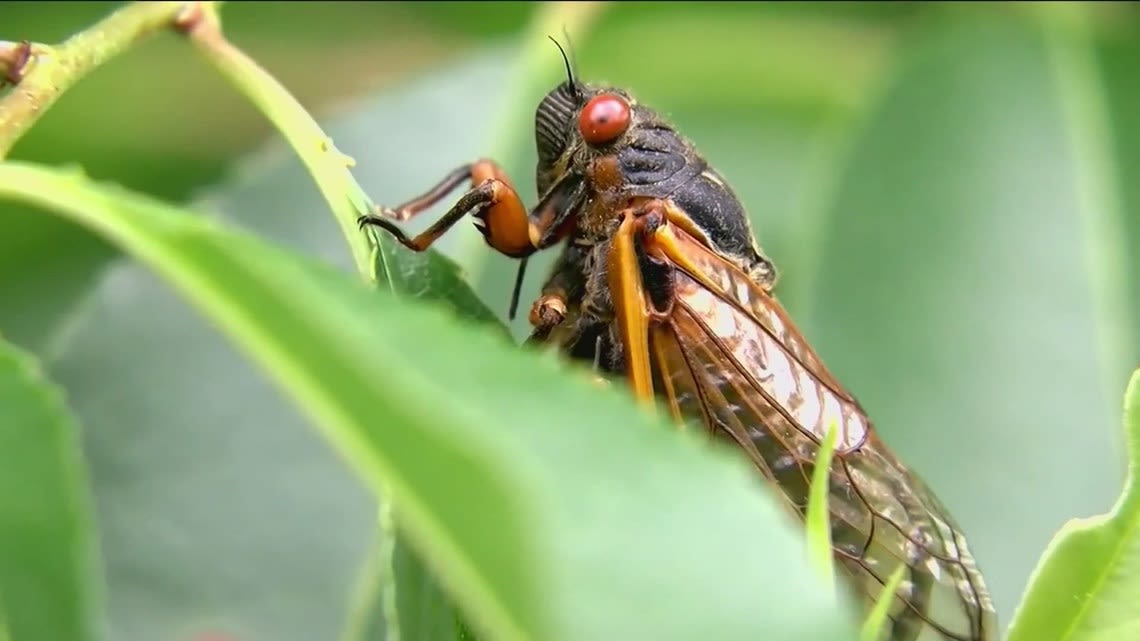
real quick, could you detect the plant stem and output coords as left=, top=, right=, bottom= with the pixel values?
left=180, top=1, right=375, bottom=279
left=0, top=1, right=200, bottom=158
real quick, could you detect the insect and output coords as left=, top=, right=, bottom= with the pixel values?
left=358, top=40, right=997, bottom=641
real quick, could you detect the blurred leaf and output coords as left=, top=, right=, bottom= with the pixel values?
left=0, top=159, right=857, bottom=641
left=370, top=237, right=501, bottom=329
left=339, top=515, right=398, bottom=641
left=0, top=336, right=102, bottom=641
left=1003, top=369, right=1140, bottom=641
left=49, top=259, right=378, bottom=641
left=200, top=28, right=512, bottom=638
left=401, top=2, right=539, bottom=37
left=860, top=566, right=907, bottom=641
left=184, top=1, right=501, bottom=329
left=1096, top=24, right=1140, bottom=363
left=339, top=508, right=464, bottom=641
left=578, top=4, right=897, bottom=120
left=0, top=214, right=116, bottom=354
left=0, top=1, right=501, bottom=357
left=1037, top=3, right=1137, bottom=414
left=25, top=50, right=521, bottom=641
left=800, top=14, right=1130, bottom=625
left=392, top=536, right=464, bottom=641
left=805, top=421, right=838, bottom=585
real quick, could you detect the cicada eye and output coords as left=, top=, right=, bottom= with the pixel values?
left=578, top=93, right=630, bottom=146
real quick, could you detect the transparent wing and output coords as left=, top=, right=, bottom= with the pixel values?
left=643, top=221, right=997, bottom=641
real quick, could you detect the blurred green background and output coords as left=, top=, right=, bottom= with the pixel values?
left=2, top=2, right=1138, bottom=640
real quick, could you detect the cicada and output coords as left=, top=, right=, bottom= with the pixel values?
left=358, top=43, right=997, bottom=641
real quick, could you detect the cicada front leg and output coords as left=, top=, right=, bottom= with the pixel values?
left=357, top=158, right=536, bottom=259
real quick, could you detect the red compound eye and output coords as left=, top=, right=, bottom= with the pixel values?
left=578, top=93, right=631, bottom=146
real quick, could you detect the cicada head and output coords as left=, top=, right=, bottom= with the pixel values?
left=534, top=37, right=645, bottom=197
left=535, top=79, right=643, bottom=193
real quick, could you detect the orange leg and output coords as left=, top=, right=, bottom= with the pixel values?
left=357, top=159, right=534, bottom=258
left=607, top=201, right=675, bottom=407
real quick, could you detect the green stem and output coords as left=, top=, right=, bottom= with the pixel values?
left=0, top=1, right=198, bottom=158
left=379, top=500, right=401, bottom=641
left=338, top=512, right=396, bottom=641
left=181, top=8, right=438, bottom=639
left=180, top=2, right=375, bottom=279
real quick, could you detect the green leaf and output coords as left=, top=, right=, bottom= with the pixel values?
left=339, top=507, right=464, bottom=641
left=0, top=336, right=103, bottom=641
left=805, top=421, right=839, bottom=585
left=37, top=52, right=521, bottom=641
left=1035, top=3, right=1137, bottom=414
left=392, top=535, right=466, bottom=641
left=860, top=566, right=907, bottom=641
left=339, top=518, right=396, bottom=641
left=49, top=259, right=378, bottom=641
left=1098, top=24, right=1140, bottom=337
left=0, top=161, right=856, bottom=641
left=369, top=236, right=502, bottom=331
left=189, top=0, right=512, bottom=334
left=800, top=14, right=1132, bottom=624
left=1002, top=369, right=1140, bottom=641
left=0, top=214, right=116, bottom=356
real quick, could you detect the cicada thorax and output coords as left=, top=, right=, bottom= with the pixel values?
left=541, top=118, right=779, bottom=374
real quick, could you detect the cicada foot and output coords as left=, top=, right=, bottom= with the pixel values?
left=528, top=292, right=567, bottom=332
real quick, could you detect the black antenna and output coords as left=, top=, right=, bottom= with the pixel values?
left=546, top=35, right=578, bottom=97
left=507, top=258, right=529, bottom=322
